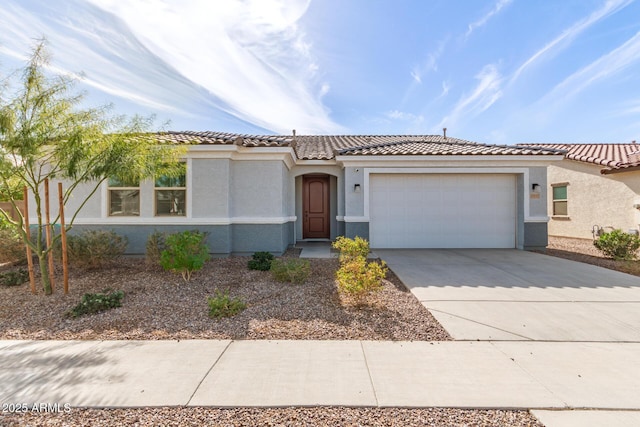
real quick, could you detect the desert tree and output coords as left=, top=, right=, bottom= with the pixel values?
left=0, top=41, right=185, bottom=294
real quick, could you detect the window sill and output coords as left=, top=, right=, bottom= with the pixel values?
left=552, top=216, right=571, bottom=221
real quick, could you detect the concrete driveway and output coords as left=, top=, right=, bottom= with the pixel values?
left=375, top=249, right=640, bottom=341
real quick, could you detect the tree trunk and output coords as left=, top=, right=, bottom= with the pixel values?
left=38, top=252, right=52, bottom=295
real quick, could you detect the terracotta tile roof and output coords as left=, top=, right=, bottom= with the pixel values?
left=337, top=138, right=564, bottom=157
left=163, top=131, right=565, bottom=160
left=518, top=143, right=640, bottom=173
left=160, top=131, right=291, bottom=147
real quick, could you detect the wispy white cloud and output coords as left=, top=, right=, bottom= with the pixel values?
left=86, top=0, right=342, bottom=134
left=410, top=38, right=447, bottom=85
left=440, top=81, right=451, bottom=98
left=620, top=100, right=640, bottom=115
left=436, top=64, right=503, bottom=129
left=465, top=0, right=513, bottom=38
left=542, top=30, right=640, bottom=102
left=0, top=0, right=342, bottom=134
left=511, top=0, right=634, bottom=83
left=386, top=110, right=424, bottom=124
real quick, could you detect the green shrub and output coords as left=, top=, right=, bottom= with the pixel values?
left=270, top=258, right=311, bottom=284
left=332, top=236, right=369, bottom=262
left=208, top=290, right=246, bottom=318
left=0, top=228, right=25, bottom=264
left=160, top=230, right=210, bottom=282
left=336, top=257, right=387, bottom=301
left=64, top=230, right=128, bottom=269
left=145, top=231, right=166, bottom=266
left=248, top=251, right=274, bottom=271
left=0, top=268, right=28, bottom=286
left=66, top=289, right=124, bottom=318
left=594, top=229, right=640, bottom=260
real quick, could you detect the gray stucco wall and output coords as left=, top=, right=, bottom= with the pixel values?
left=231, top=161, right=284, bottom=217
left=192, top=159, right=230, bottom=218
left=528, top=166, right=548, bottom=218
left=344, top=167, right=365, bottom=217
left=345, top=222, right=369, bottom=240
left=524, top=222, right=548, bottom=250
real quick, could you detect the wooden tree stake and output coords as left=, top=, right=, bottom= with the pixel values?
left=58, top=182, right=69, bottom=294
left=23, top=186, right=36, bottom=294
left=44, top=178, right=55, bottom=292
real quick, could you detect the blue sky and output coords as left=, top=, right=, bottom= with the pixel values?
left=1, top=0, right=640, bottom=144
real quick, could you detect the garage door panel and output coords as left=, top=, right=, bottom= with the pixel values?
left=370, top=174, right=516, bottom=248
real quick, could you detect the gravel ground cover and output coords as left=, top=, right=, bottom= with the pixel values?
left=0, top=249, right=564, bottom=426
left=0, top=407, right=544, bottom=427
left=545, top=236, right=640, bottom=277
left=0, top=256, right=450, bottom=341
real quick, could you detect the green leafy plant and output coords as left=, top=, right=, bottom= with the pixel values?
left=0, top=268, right=28, bottom=286
left=594, top=229, right=640, bottom=260
left=66, top=289, right=124, bottom=318
left=207, top=290, right=246, bottom=318
left=335, top=257, right=387, bottom=301
left=145, top=231, right=166, bottom=266
left=270, top=258, right=311, bottom=284
left=160, top=230, right=210, bottom=282
left=333, top=236, right=387, bottom=304
left=248, top=251, right=274, bottom=271
left=0, top=41, right=186, bottom=294
left=332, top=236, right=370, bottom=262
left=64, top=230, right=128, bottom=269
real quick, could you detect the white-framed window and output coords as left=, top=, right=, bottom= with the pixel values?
left=108, top=177, right=140, bottom=216
left=155, top=164, right=186, bottom=216
left=552, top=183, right=568, bottom=216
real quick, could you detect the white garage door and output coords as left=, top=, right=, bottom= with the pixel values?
left=369, top=174, right=516, bottom=248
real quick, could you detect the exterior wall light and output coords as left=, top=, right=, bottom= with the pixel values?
left=531, top=183, right=540, bottom=193
left=354, top=184, right=361, bottom=193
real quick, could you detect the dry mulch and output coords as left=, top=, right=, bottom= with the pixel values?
left=0, top=254, right=553, bottom=427
left=0, top=407, right=544, bottom=427
left=544, top=236, right=640, bottom=277
left=0, top=255, right=450, bottom=341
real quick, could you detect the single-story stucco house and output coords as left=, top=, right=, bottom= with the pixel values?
left=516, top=143, right=640, bottom=240
left=53, top=131, right=565, bottom=255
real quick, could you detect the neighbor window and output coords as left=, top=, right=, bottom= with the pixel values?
left=155, top=164, right=186, bottom=216
left=108, top=177, right=140, bottom=216
left=552, top=184, right=568, bottom=216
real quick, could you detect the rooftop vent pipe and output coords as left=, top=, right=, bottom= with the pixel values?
left=443, top=128, right=447, bottom=139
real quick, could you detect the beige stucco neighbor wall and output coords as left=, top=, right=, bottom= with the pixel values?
left=548, top=160, right=640, bottom=239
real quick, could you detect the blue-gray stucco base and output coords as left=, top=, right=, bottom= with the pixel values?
left=68, top=222, right=295, bottom=256
left=345, top=222, right=369, bottom=240
left=523, top=222, right=548, bottom=250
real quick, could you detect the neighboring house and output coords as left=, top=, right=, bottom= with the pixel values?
left=49, top=131, right=565, bottom=255
left=519, top=143, right=640, bottom=240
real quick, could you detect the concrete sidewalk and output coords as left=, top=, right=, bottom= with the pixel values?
left=1, top=340, right=639, bottom=412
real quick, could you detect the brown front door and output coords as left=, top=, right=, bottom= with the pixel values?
left=303, top=175, right=330, bottom=239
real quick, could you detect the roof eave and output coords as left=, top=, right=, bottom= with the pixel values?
left=601, top=165, right=640, bottom=175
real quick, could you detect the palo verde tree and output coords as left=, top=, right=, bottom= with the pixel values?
left=0, top=41, right=185, bottom=295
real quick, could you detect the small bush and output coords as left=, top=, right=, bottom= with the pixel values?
left=594, top=229, right=640, bottom=260
left=270, top=258, right=311, bottom=284
left=145, top=231, right=166, bottom=266
left=332, top=236, right=369, bottom=262
left=65, top=230, right=128, bottom=269
left=248, top=251, right=274, bottom=271
left=336, top=257, right=387, bottom=301
left=0, top=228, right=26, bottom=264
left=160, top=230, right=210, bottom=282
left=208, top=290, right=246, bottom=318
left=66, top=289, right=124, bottom=318
left=0, top=268, right=28, bottom=286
